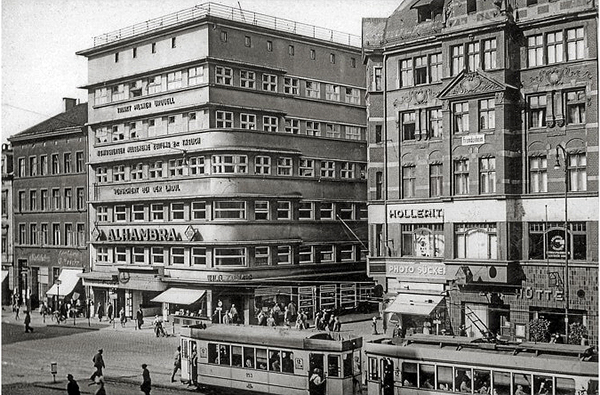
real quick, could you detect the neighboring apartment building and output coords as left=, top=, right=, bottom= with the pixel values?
left=8, top=99, right=89, bottom=310
left=363, top=0, right=598, bottom=344
left=2, top=143, right=14, bottom=304
left=76, top=3, right=369, bottom=323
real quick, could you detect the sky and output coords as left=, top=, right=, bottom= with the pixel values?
left=1, top=0, right=402, bottom=143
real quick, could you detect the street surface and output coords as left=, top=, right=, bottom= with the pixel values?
left=2, top=307, right=377, bottom=394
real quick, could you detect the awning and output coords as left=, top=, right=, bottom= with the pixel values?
left=385, top=293, right=444, bottom=316
left=1, top=270, right=8, bottom=283
left=46, top=269, right=83, bottom=297
left=151, top=288, right=206, bottom=305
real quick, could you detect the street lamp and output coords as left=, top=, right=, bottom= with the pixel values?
left=553, top=143, right=569, bottom=340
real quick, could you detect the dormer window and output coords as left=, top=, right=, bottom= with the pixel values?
left=415, top=0, right=443, bottom=23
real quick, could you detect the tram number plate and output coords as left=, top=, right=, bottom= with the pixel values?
left=246, top=373, right=253, bottom=378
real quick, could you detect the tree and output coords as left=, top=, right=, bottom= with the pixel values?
left=529, top=318, right=551, bottom=342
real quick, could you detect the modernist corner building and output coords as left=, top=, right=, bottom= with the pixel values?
left=76, top=3, right=369, bottom=324
left=363, top=0, right=598, bottom=344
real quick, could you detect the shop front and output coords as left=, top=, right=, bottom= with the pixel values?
left=151, top=287, right=207, bottom=325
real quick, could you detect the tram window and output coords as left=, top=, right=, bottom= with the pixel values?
left=588, top=380, right=599, bottom=395
left=420, top=364, right=435, bottom=389
left=555, top=378, right=575, bottom=395
left=513, top=373, right=532, bottom=395
left=438, top=366, right=454, bottom=391
left=474, top=370, right=491, bottom=394
left=256, top=348, right=268, bottom=370
left=456, top=368, right=473, bottom=393
left=232, top=346, right=243, bottom=367
left=244, top=347, right=255, bottom=368
left=533, top=376, right=552, bottom=395
left=368, top=357, right=379, bottom=380
left=493, top=371, right=511, bottom=395
left=208, top=343, right=218, bottom=364
left=269, top=350, right=281, bottom=372
left=343, top=353, right=353, bottom=378
left=328, top=355, right=340, bottom=377
left=282, top=352, right=294, bottom=374
left=219, top=345, right=231, bottom=365
left=402, top=362, right=417, bottom=387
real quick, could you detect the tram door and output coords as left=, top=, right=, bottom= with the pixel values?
left=181, top=339, right=196, bottom=381
left=309, top=353, right=326, bottom=395
left=381, top=358, right=394, bottom=395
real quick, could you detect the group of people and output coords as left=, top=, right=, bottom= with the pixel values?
left=314, top=309, right=342, bottom=332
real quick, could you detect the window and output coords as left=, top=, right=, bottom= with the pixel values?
left=401, top=111, right=416, bottom=140
left=568, top=153, right=586, bottom=191
left=214, top=248, right=246, bottom=266
left=132, top=204, right=145, bottom=221
left=52, top=189, right=61, bottom=210
left=151, top=203, right=164, bottom=221
left=547, top=31, right=564, bottom=64
left=320, top=161, right=335, bottom=178
left=52, top=223, right=61, bottom=246
left=284, top=77, right=299, bottom=95
left=329, top=53, right=335, bottom=64
left=170, top=36, right=176, bottom=48
left=191, top=202, right=206, bottom=220
left=529, top=156, right=548, bottom=193
left=188, top=66, right=207, bottom=85
left=479, top=99, right=495, bottom=130
left=214, top=201, right=246, bottom=219
left=169, top=159, right=184, bottom=177
left=171, top=203, right=185, bottom=220
left=77, top=223, right=85, bottom=246
left=340, top=162, right=355, bottom=179
left=276, top=201, right=291, bottom=220
left=216, top=111, right=233, bottom=128
left=345, top=87, right=360, bottom=104
left=254, top=246, right=269, bottom=266
left=299, top=245, right=314, bottom=264
left=402, top=224, right=444, bottom=257
left=375, top=171, right=383, bottom=200
left=239, top=113, right=256, bottom=130
left=320, top=202, right=334, bottom=220
left=40, top=223, right=48, bottom=245
left=298, top=202, right=314, bottom=220
left=451, top=45, right=464, bottom=76
left=454, top=159, right=470, bottom=195
left=277, top=246, right=291, bottom=265
left=167, top=71, right=182, bottom=90
left=415, top=56, right=427, bottom=85
left=19, top=224, right=26, bottom=244
left=96, top=206, right=108, bottom=222
left=455, top=223, right=498, bottom=259
left=40, top=190, right=48, bottom=211
left=483, top=38, right=497, bottom=69
left=112, top=165, right=125, bottom=182
left=528, top=34, right=544, bottom=67
left=453, top=102, right=469, bottom=133
left=171, top=247, right=185, bottom=265
left=373, top=67, right=382, bottom=91
left=240, top=70, right=256, bottom=89
left=351, top=57, right=356, bottom=68
left=529, top=95, right=547, bottom=128
left=149, top=161, right=163, bottom=179
left=262, top=74, right=277, bottom=92
left=467, top=42, right=480, bottom=71
left=284, top=118, right=300, bottom=134
left=345, top=126, right=362, bottom=140
left=75, top=152, right=84, bottom=172
left=400, top=59, right=413, bottom=87
left=192, top=248, right=206, bottom=265
left=130, top=163, right=144, bottom=180
left=132, top=247, right=145, bottom=264
left=325, top=84, right=340, bottom=101
left=114, top=52, right=119, bottom=63
left=288, top=45, right=294, bottom=56
left=147, top=75, right=162, bottom=94
left=428, top=108, right=443, bottom=139
left=18, top=191, right=25, bottom=212
left=254, top=156, right=271, bottom=175
left=51, top=154, right=59, bottom=174
left=467, top=0, right=476, bottom=13
left=95, top=88, right=109, bottom=105
left=64, top=188, right=73, bottom=210
left=220, top=30, right=228, bottom=42
left=132, top=47, right=137, bottom=58
left=402, top=165, right=416, bottom=198
left=244, top=35, right=251, bottom=47
left=375, top=125, right=382, bottom=143
left=112, top=125, right=124, bottom=141
left=212, top=155, right=247, bottom=174
left=129, top=80, right=142, bottom=97
left=267, top=40, right=273, bottom=51
left=215, top=66, right=233, bottom=85
left=29, top=190, right=37, bottom=211
left=29, top=224, right=37, bottom=245
left=151, top=247, right=164, bottom=265
left=189, top=157, right=205, bottom=175
left=567, top=27, right=585, bottom=60
left=479, top=157, right=496, bottom=194
left=40, top=155, right=48, bottom=176
left=96, top=167, right=108, bottom=183
left=305, top=81, right=320, bottom=98
left=325, top=124, right=340, bottom=138
left=310, top=49, right=316, bottom=60
left=338, top=202, right=354, bottom=220
left=430, top=164, right=443, bottom=197
left=97, top=247, right=109, bottom=263
left=299, top=159, right=314, bottom=177
left=114, top=205, right=127, bottom=222
left=306, top=121, right=321, bottom=136
left=263, top=116, right=278, bottom=132
left=255, top=201, right=269, bottom=220
left=28, top=156, right=37, bottom=176
left=319, top=245, right=334, bottom=263
left=277, top=157, right=292, bottom=176
left=566, top=89, right=586, bottom=124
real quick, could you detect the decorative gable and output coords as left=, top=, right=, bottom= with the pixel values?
left=438, top=70, right=517, bottom=100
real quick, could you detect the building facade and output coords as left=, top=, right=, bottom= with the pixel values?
left=363, top=0, right=598, bottom=344
left=2, top=142, right=14, bottom=304
left=77, top=3, right=369, bottom=324
left=9, top=99, right=89, bottom=310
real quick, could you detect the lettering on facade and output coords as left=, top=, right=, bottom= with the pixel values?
left=462, top=134, right=485, bottom=145
left=28, top=253, right=50, bottom=263
left=113, top=184, right=180, bottom=195
left=116, top=98, right=175, bottom=114
left=96, top=137, right=201, bottom=158
left=387, top=262, right=446, bottom=278
left=389, top=208, right=443, bottom=220
left=206, top=274, right=253, bottom=282
left=102, top=228, right=181, bottom=242
left=515, top=287, right=565, bottom=301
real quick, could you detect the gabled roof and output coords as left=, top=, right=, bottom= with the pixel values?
left=9, top=103, right=88, bottom=141
left=438, top=70, right=518, bottom=100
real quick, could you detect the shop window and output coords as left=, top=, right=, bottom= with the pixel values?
left=528, top=222, right=586, bottom=260
left=455, top=223, right=497, bottom=259
left=401, top=224, right=444, bottom=257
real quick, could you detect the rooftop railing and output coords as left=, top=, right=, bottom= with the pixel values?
left=93, top=2, right=361, bottom=48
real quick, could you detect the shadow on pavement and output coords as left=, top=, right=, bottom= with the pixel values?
left=2, top=322, right=96, bottom=345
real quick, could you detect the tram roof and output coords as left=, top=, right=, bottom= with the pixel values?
left=181, top=324, right=362, bottom=352
left=365, top=335, right=598, bottom=376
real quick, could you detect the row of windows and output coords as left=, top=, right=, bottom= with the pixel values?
left=16, top=151, right=84, bottom=178
left=113, top=37, right=177, bottom=63
left=529, top=154, right=587, bottom=193
left=95, top=200, right=368, bottom=223
left=17, top=187, right=85, bottom=212
left=95, top=244, right=366, bottom=267
left=94, top=109, right=365, bottom=144
left=16, top=222, right=86, bottom=247
left=528, top=27, right=585, bottom=67
left=96, top=156, right=366, bottom=183
left=527, top=90, right=586, bottom=128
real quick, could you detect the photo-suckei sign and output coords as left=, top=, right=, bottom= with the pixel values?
left=387, top=262, right=446, bottom=281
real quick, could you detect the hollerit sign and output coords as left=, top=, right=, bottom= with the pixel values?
left=388, top=205, right=444, bottom=223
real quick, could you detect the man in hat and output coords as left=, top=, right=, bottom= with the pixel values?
left=66, top=373, right=81, bottom=395
left=90, top=349, right=105, bottom=381
left=140, top=364, right=152, bottom=395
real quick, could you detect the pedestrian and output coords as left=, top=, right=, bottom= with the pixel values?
left=90, top=349, right=105, bottom=381
left=382, top=314, right=387, bottom=334
left=14, top=302, right=20, bottom=320
left=88, top=375, right=106, bottom=395
left=230, top=304, right=239, bottom=324
left=23, top=310, right=33, bottom=333
left=309, top=368, right=326, bottom=395
left=171, top=346, right=181, bottom=382
left=136, top=305, right=144, bottom=329
left=119, top=307, right=126, bottom=328
left=188, top=344, right=198, bottom=388
left=97, top=302, right=104, bottom=322
left=333, top=316, right=341, bottom=332
left=371, top=316, right=379, bottom=335
left=284, top=306, right=292, bottom=326
left=107, top=302, right=114, bottom=323
left=67, top=373, right=81, bottom=395
left=327, top=314, right=335, bottom=331
left=140, top=364, right=151, bottom=395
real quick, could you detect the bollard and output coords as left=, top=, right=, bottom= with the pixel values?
left=50, top=362, right=57, bottom=383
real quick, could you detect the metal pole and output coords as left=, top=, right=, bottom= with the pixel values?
left=555, top=144, right=569, bottom=340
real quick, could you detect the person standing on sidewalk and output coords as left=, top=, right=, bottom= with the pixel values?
left=140, top=364, right=151, bottom=395
left=119, top=307, right=126, bottom=328
left=371, top=316, right=379, bottom=335
left=107, top=302, right=114, bottom=323
left=97, top=302, right=104, bottom=322
left=66, top=373, right=81, bottom=395
left=171, top=346, right=181, bottom=382
left=14, top=302, right=20, bottom=320
left=90, top=349, right=105, bottom=381
left=136, top=305, right=144, bottom=329
left=24, top=310, right=33, bottom=332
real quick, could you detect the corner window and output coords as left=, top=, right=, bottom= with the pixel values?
left=373, top=67, right=382, bottom=91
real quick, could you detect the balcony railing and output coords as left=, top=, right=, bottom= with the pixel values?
left=93, top=2, right=360, bottom=48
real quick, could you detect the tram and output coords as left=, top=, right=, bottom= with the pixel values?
left=365, top=334, right=598, bottom=395
left=180, top=324, right=363, bottom=395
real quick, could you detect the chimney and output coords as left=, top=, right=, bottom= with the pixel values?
left=63, top=97, right=78, bottom=112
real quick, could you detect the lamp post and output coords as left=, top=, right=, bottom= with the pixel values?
left=554, top=144, right=569, bottom=340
